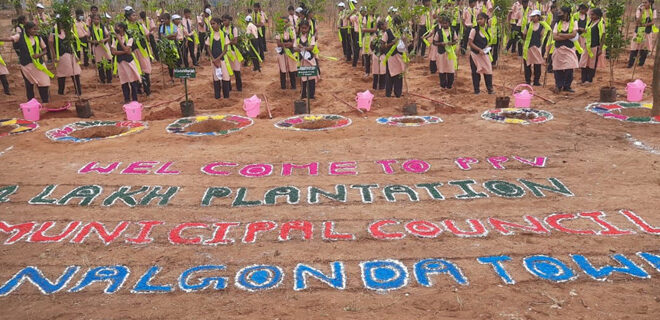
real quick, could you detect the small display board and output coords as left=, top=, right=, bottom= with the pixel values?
left=297, top=66, right=318, bottom=77
left=173, top=68, right=196, bottom=79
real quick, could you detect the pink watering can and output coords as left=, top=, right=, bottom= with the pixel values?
left=513, top=84, right=534, bottom=108
left=626, top=79, right=646, bottom=102
left=356, top=90, right=374, bottom=111
left=243, top=95, right=261, bottom=118
left=19, top=98, right=43, bottom=121
left=123, top=101, right=143, bottom=121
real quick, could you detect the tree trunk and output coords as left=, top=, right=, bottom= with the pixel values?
left=653, top=36, right=660, bottom=116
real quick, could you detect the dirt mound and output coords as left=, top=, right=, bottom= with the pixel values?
left=502, top=111, right=537, bottom=120
left=293, top=119, right=338, bottom=130
left=396, top=118, right=425, bottom=124
left=186, top=119, right=237, bottom=133
left=69, top=126, right=128, bottom=139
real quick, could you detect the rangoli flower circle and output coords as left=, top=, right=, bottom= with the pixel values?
left=585, top=101, right=660, bottom=124
left=376, top=115, right=443, bottom=127
left=166, top=115, right=254, bottom=136
left=0, top=118, right=38, bottom=137
left=481, top=108, right=553, bottom=125
left=45, top=120, right=148, bottom=143
left=274, top=114, right=352, bottom=131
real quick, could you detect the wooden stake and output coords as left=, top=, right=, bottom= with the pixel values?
left=149, top=94, right=185, bottom=108
left=332, top=93, right=364, bottom=114
left=504, top=84, right=556, bottom=104
left=263, top=93, right=273, bottom=119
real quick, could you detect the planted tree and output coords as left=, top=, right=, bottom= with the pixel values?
left=52, top=0, right=93, bottom=116
left=600, top=0, right=626, bottom=102
left=493, top=0, right=513, bottom=107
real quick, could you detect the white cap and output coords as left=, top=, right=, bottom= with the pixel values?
left=295, top=7, right=303, bottom=13
left=205, top=8, right=212, bottom=15
left=245, top=15, right=252, bottom=22
left=104, top=13, right=111, bottom=19
left=338, top=2, right=345, bottom=7
left=55, top=14, right=60, bottom=18
left=392, top=8, right=398, bottom=12
left=350, top=0, right=358, bottom=3
left=530, top=9, right=542, bottom=17
left=36, top=3, right=45, bottom=9
left=172, top=14, right=181, bottom=20
left=124, top=6, right=133, bottom=11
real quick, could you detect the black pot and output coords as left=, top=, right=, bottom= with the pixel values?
left=294, top=100, right=308, bottom=114
left=180, top=101, right=195, bottom=117
left=75, top=100, right=93, bottom=118
left=495, top=96, right=510, bottom=109
left=403, top=103, right=417, bottom=115
left=600, top=87, right=617, bottom=102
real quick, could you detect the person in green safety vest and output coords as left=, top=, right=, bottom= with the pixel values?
left=110, top=22, right=142, bottom=103
left=141, top=11, right=160, bottom=62
left=522, top=10, right=551, bottom=85
left=361, top=6, right=377, bottom=78
left=253, top=2, right=268, bottom=57
left=127, top=9, right=152, bottom=96
left=446, top=1, right=462, bottom=41
left=433, top=14, right=459, bottom=89
left=627, top=0, right=658, bottom=67
left=575, top=4, right=589, bottom=61
left=514, top=0, right=532, bottom=57
left=0, top=22, right=53, bottom=102
left=182, top=9, right=199, bottom=67
left=371, top=19, right=387, bottom=91
left=159, top=13, right=181, bottom=82
left=0, top=40, right=9, bottom=94
left=295, top=20, right=319, bottom=99
left=244, top=15, right=262, bottom=72
left=34, top=3, right=53, bottom=63
left=578, top=8, right=604, bottom=84
left=74, top=9, right=90, bottom=67
left=275, top=15, right=298, bottom=90
left=461, top=0, right=479, bottom=55
left=222, top=14, right=243, bottom=92
left=415, top=0, right=432, bottom=58
left=428, top=14, right=440, bottom=74
left=196, top=7, right=212, bottom=62
left=349, top=1, right=361, bottom=67
left=468, top=12, right=495, bottom=94
left=379, top=18, right=406, bottom=98
left=337, top=2, right=353, bottom=62
left=48, top=17, right=83, bottom=96
left=551, top=6, right=580, bottom=93
left=89, top=13, right=113, bottom=84
left=506, top=0, right=522, bottom=53
left=206, top=17, right=232, bottom=99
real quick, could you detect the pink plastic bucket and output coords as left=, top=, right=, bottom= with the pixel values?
left=123, top=101, right=143, bottom=121
left=513, top=84, right=534, bottom=108
left=19, top=98, right=42, bottom=121
left=243, top=95, right=261, bottom=118
left=356, top=90, right=374, bottom=111
left=626, top=79, right=646, bottom=102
